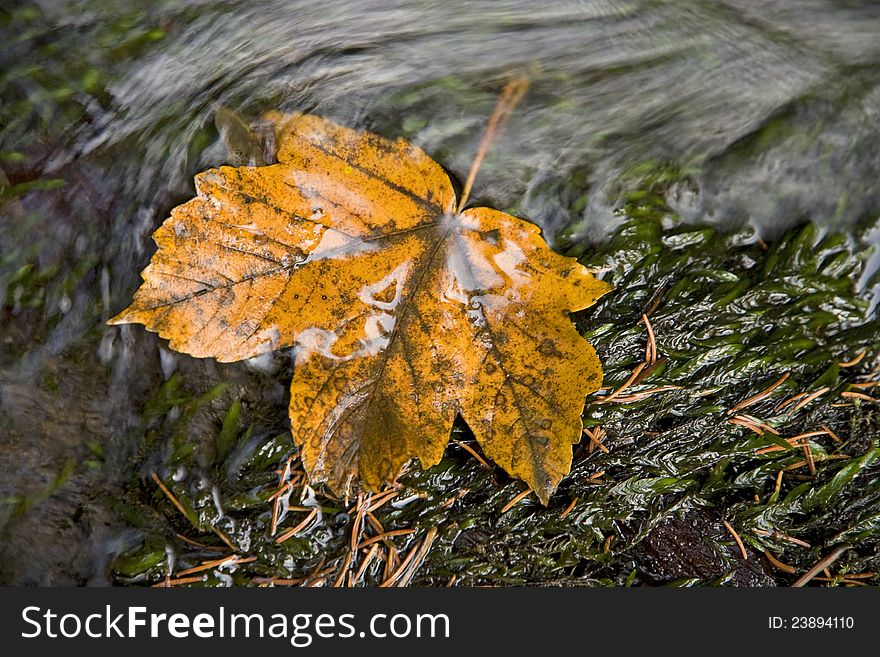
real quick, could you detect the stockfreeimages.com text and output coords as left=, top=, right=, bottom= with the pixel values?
left=21, top=605, right=450, bottom=646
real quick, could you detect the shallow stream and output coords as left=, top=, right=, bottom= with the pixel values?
left=2, top=0, right=880, bottom=584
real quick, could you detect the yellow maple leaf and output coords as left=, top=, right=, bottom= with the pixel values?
left=110, top=111, right=611, bottom=503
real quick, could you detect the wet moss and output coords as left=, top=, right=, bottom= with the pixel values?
left=111, top=194, right=880, bottom=586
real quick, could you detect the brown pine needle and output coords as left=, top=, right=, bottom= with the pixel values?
left=267, top=481, right=302, bottom=503
left=728, top=415, right=779, bottom=436
left=349, top=492, right=366, bottom=553
left=776, top=392, right=809, bottom=412
left=270, top=458, right=292, bottom=536
left=252, top=577, right=305, bottom=587
left=366, top=511, right=384, bottom=535
left=383, top=547, right=399, bottom=581
left=821, top=424, right=842, bottom=443
left=764, top=550, right=796, bottom=574
left=150, top=472, right=191, bottom=523
left=275, top=507, right=319, bottom=544
left=357, top=529, right=418, bottom=550
left=175, top=533, right=229, bottom=551
left=559, top=497, right=578, bottom=519
left=773, top=469, right=784, bottom=499
left=594, top=363, right=647, bottom=404
left=778, top=532, right=812, bottom=548
left=756, top=444, right=791, bottom=455
left=332, top=551, right=353, bottom=588
left=353, top=543, right=381, bottom=584
left=848, top=379, right=880, bottom=389
left=456, top=78, right=529, bottom=213
left=176, top=555, right=256, bottom=577
left=789, top=429, right=832, bottom=442
left=453, top=439, right=492, bottom=470
left=838, top=350, right=866, bottom=367
left=837, top=571, right=876, bottom=580
left=632, top=359, right=668, bottom=386
left=379, top=528, right=438, bottom=587
left=803, top=441, right=816, bottom=477
left=152, top=575, right=205, bottom=588
left=722, top=519, right=748, bottom=560
left=583, top=427, right=609, bottom=454
left=841, top=391, right=880, bottom=403
left=730, top=416, right=765, bottom=435
left=755, top=430, right=828, bottom=455
left=174, top=533, right=208, bottom=548
left=743, top=416, right=780, bottom=435
left=500, top=488, right=532, bottom=514
left=301, top=557, right=329, bottom=588
left=212, top=526, right=237, bottom=551
left=728, top=372, right=790, bottom=414
left=812, top=576, right=868, bottom=586
left=394, top=527, right=438, bottom=587
left=756, top=445, right=793, bottom=455
left=642, top=313, right=657, bottom=364
left=790, top=387, right=830, bottom=413
left=792, top=544, right=853, bottom=587
left=786, top=454, right=850, bottom=472
left=754, top=529, right=811, bottom=548
left=367, top=489, right=400, bottom=513
left=610, top=385, right=683, bottom=403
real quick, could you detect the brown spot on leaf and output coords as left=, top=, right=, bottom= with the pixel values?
left=537, top=339, right=562, bottom=357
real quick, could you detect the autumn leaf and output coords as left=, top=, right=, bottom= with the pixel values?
left=109, top=110, right=611, bottom=503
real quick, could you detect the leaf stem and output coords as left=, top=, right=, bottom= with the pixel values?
left=455, top=77, right=529, bottom=214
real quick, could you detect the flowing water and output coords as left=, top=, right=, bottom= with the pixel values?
left=2, top=0, right=880, bottom=584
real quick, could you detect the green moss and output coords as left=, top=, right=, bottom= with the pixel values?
left=109, top=189, right=880, bottom=586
